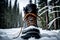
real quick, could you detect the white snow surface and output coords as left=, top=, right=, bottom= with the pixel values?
left=0, top=26, right=60, bottom=40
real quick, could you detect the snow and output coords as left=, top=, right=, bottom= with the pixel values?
left=0, top=26, right=60, bottom=40
left=21, top=26, right=39, bottom=34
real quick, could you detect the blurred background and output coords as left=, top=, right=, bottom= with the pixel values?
left=0, top=0, right=60, bottom=30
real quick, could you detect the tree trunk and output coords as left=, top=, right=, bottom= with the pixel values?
left=46, top=0, right=49, bottom=29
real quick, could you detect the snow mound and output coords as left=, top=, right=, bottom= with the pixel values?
left=0, top=27, right=60, bottom=40
left=0, top=35, right=11, bottom=40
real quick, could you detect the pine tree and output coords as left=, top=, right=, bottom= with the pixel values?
left=38, top=0, right=49, bottom=29
left=0, top=0, right=6, bottom=28
left=0, top=0, right=22, bottom=28
left=54, top=0, right=60, bottom=29
left=13, top=0, right=17, bottom=27
left=49, top=0, right=60, bottom=29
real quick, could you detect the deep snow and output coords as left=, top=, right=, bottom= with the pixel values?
left=0, top=26, right=60, bottom=40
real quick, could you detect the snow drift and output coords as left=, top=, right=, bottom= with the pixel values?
left=0, top=26, right=60, bottom=40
